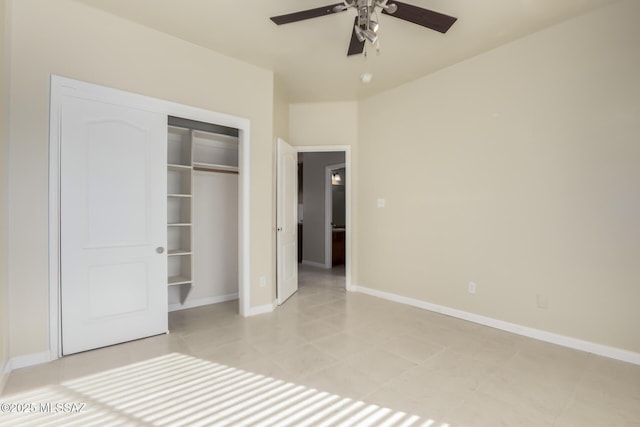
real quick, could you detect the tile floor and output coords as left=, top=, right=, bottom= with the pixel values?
left=2, top=265, right=640, bottom=426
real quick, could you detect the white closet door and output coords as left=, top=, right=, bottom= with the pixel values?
left=277, top=138, right=298, bottom=304
left=60, top=94, right=167, bottom=355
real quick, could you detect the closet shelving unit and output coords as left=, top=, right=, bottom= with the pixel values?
left=167, top=126, right=193, bottom=287
left=166, top=120, right=239, bottom=290
left=192, top=130, right=239, bottom=174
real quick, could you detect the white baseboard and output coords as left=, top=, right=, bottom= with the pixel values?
left=352, top=285, right=640, bottom=366
left=169, top=293, right=239, bottom=312
left=302, top=260, right=330, bottom=269
left=1, top=358, right=10, bottom=394
left=246, top=300, right=277, bottom=316
left=6, top=350, right=53, bottom=372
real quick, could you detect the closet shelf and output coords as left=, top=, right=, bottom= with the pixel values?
left=167, top=193, right=192, bottom=198
left=168, top=249, right=192, bottom=256
left=168, top=275, right=192, bottom=286
left=193, top=161, right=239, bottom=174
left=168, top=163, right=192, bottom=171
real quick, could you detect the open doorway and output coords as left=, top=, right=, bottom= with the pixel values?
left=297, top=151, right=347, bottom=282
left=276, top=144, right=352, bottom=304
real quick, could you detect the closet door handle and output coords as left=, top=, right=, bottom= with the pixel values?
left=156, top=246, right=165, bottom=254
left=277, top=227, right=283, bottom=232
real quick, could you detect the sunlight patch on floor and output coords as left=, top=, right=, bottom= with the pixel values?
left=0, top=353, right=450, bottom=426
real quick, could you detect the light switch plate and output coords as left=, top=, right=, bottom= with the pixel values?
left=376, top=198, right=386, bottom=208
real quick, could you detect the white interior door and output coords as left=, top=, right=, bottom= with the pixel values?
left=60, top=94, right=168, bottom=355
left=276, top=138, right=298, bottom=304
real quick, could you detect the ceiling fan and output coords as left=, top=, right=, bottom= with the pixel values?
left=270, top=0, right=457, bottom=56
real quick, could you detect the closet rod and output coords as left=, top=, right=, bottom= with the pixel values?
left=193, top=167, right=239, bottom=175
left=168, top=115, right=239, bottom=138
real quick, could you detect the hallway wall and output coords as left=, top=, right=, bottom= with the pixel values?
left=301, top=152, right=345, bottom=267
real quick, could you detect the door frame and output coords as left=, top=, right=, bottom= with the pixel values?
left=325, top=163, right=346, bottom=269
left=294, top=146, right=352, bottom=291
left=49, top=75, right=252, bottom=359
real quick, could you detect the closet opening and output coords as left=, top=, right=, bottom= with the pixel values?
left=167, top=116, right=241, bottom=312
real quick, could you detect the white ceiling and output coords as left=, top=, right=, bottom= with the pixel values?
left=72, top=0, right=615, bottom=102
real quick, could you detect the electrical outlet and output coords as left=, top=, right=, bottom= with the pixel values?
left=468, top=282, right=477, bottom=294
left=537, top=294, right=548, bottom=309
left=259, top=276, right=266, bottom=288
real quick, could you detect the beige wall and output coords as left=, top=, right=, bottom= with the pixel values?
left=290, top=102, right=358, bottom=147
left=7, top=0, right=275, bottom=358
left=273, top=77, right=290, bottom=142
left=0, top=0, right=9, bottom=381
left=358, top=0, right=640, bottom=353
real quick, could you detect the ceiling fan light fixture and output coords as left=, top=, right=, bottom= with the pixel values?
left=375, top=0, right=398, bottom=14
left=354, top=25, right=366, bottom=42
left=383, top=3, right=398, bottom=14
left=354, top=25, right=378, bottom=44
left=364, top=29, right=378, bottom=44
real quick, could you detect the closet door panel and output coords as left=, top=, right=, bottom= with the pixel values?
left=276, top=138, right=298, bottom=304
left=86, top=122, right=148, bottom=246
left=60, top=94, right=168, bottom=355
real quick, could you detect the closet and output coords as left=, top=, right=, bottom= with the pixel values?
left=52, top=76, right=249, bottom=356
left=167, top=116, right=239, bottom=309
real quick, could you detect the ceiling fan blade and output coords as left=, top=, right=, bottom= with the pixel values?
left=347, top=17, right=365, bottom=56
left=382, top=1, right=457, bottom=33
left=270, top=3, right=346, bottom=25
